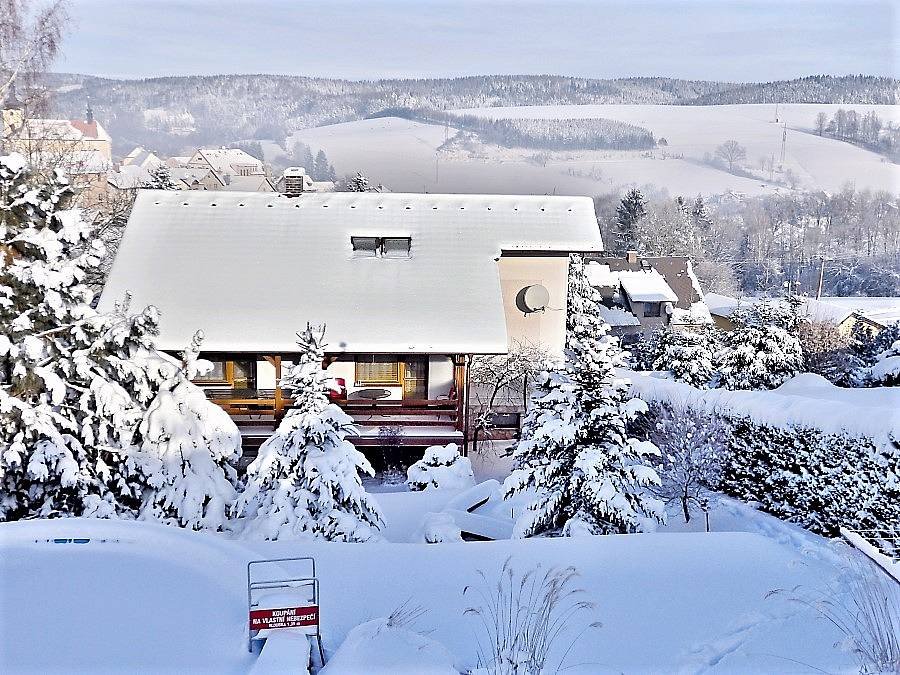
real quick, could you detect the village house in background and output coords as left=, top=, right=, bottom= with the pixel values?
left=707, top=292, right=900, bottom=336
left=585, top=251, right=710, bottom=339
left=2, top=92, right=112, bottom=204
left=99, top=190, right=601, bottom=452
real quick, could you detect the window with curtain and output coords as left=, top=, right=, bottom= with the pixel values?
left=355, top=355, right=401, bottom=385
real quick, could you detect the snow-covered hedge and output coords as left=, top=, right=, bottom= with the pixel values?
left=406, top=444, right=474, bottom=492
left=630, top=371, right=900, bottom=535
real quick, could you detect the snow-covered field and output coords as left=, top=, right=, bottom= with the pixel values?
left=1, top=492, right=864, bottom=674
left=289, top=104, right=898, bottom=197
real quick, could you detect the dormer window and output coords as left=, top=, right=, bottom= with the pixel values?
left=382, top=237, right=412, bottom=258
left=351, top=236, right=380, bottom=257
left=351, top=236, right=411, bottom=258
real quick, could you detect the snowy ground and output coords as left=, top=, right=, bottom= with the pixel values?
left=288, top=104, right=898, bottom=197
left=1, top=486, right=864, bottom=674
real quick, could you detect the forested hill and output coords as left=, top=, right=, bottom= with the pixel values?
left=685, top=75, right=898, bottom=105
left=44, top=73, right=898, bottom=155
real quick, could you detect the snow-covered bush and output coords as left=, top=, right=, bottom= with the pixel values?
left=718, top=299, right=804, bottom=390
left=406, top=443, right=474, bottom=491
left=324, top=615, right=459, bottom=675
left=138, top=332, right=242, bottom=530
left=868, top=326, right=900, bottom=386
left=235, top=325, right=383, bottom=541
left=644, top=325, right=721, bottom=389
left=418, top=511, right=463, bottom=543
left=503, top=255, right=664, bottom=536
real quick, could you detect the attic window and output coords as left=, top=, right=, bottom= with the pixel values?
left=351, top=236, right=380, bottom=257
left=382, top=237, right=412, bottom=258
left=351, top=236, right=412, bottom=259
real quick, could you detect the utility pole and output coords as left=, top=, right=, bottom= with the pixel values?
left=780, top=122, right=787, bottom=167
left=815, top=256, right=826, bottom=299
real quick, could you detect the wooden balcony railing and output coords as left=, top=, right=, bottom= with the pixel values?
left=206, top=389, right=461, bottom=430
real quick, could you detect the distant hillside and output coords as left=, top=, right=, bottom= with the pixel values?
left=46, top=74, right=732, bottom=154
left=43, top=73, right=898, bottom=156
left=685, top=75, right=898, bottom=105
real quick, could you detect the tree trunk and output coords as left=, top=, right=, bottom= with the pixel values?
left=681, top=496, right=691, bottom=524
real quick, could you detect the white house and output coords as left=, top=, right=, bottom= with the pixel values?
left=99, top=190, right=602, bottom=449
left=186, top=147, right=265, bottom=177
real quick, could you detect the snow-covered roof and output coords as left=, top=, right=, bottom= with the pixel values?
left=618, top=270, right=678, bottom=303
left=219, top=175, right=275, bottom=192
left=99, top=191, right=603, bottom=354
left=107, top=164, right=152, bottom=189
left=818, top=296, right=900, bottom=327
left=36, top=150, right=111, bottom=174
left=705, top=293, right=900, bottom=328
left=585, top=262, right=618, bottom=288
left=598, top=305, right=641, bottom=327
left=189, top=148, right=264, bottom=175
left=20, top=118, right=111, bottom=143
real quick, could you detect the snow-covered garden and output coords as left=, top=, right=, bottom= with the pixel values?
left=2, top=154, right=899, bottom=674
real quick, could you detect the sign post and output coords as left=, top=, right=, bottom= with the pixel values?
left=247, top=557, right=324, bottom=665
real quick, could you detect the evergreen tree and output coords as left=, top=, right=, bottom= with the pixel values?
left=613, top=188, right=646, bottom=255
left=646, top=325, right=720, bottom=389
left=503, top=255, right=665, bottom=536
left=235, top=325, right=383, bottom=541
left=139, top=331, right=242, bottom=530
left=312, top=150, right=336, bottom=182
left=147, top=164, right=179, bottom=190
left=0, top=155, right=156, bottom=520
left=718, top=300, right=804, bottom=390
left=867, top=323, right=900, bottom=386
left=339, top=171, right=371, bottom=192
left=291, top=141, right=315, bottom=171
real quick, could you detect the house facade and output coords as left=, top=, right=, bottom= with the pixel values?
left=99, top=191, right=602, bottom=451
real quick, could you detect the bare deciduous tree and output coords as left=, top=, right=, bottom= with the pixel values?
left=715, top=139, right=747, bottom=173
left=0, top=0, right=68, bottom=108
left=469, top=340, right=551, bottom=450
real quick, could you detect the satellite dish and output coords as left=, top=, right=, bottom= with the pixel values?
left=516, top=284, right=550, bottom=313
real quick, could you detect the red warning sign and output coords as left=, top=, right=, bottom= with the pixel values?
left=249, top=606, right=319, bottom=631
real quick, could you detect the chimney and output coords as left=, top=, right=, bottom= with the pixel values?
left=86, top=102, right=94, bottom=124
left=626, top=250, right=638, bottom=265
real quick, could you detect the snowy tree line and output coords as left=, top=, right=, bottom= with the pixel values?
left=685, top=75, right=898, bottom=106
left=432, top=112, right=656, bottom=151
left=597, top=186, right=900, bottom=297
left=637, top=300, right=900, bottom=390
left=814, top=107, right=899, bottom=160
left=45, top=73, right=896, bottom=155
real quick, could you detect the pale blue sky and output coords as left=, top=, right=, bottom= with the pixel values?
left=58, top=0, right=898, bottom=81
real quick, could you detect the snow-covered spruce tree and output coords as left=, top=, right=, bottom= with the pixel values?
left=138, top=331, right=242, bottom=530
left=0, top=154, right=159, bottom=520
left=718, top=299, right=804, bottom=390
left=339, top=171, right=371, bottom=192
left=613, top=188, right=646, bottom=255
left=146, top=164, right=179, bottom=190
left=644, top=325, right=720, bottom=389
left=503, top=255, right=664, bottom=536
left=235, top=325, right=383, bottom=541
